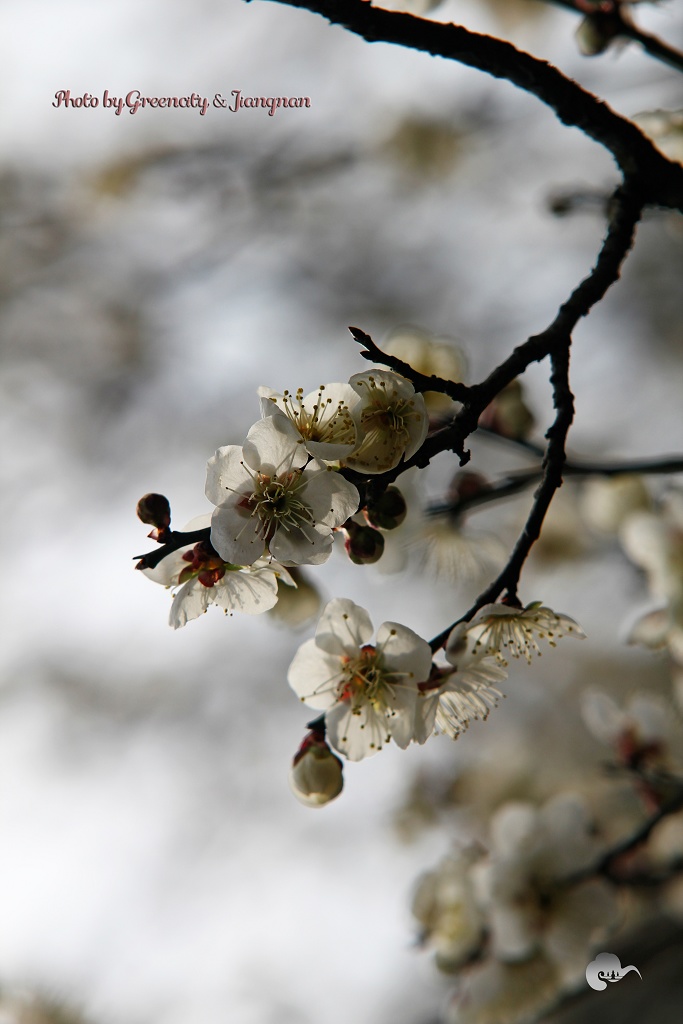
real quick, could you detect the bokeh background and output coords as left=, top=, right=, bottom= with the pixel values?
left=1, top=1, right=682, bottom=1022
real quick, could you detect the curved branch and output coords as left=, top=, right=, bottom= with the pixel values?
left=260, top=0, right=683, bottom=210
left=427, top=185, right=642, bottom=651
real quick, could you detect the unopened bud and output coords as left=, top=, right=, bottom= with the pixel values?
left=290, top=733, right=344, bottom=807
left=575, top=13, right=620, bottom=56
left=479, top=380, right=535, bottom=440
left=268, top=568, right=322, bottom=629
left=136, top=493, right=171, bottom=530
left=446, top=471, right=490, bottom=506
left=580, top=475, right=651, bottom=535
left=364, top=486, right=408, bottom=530
left=344, top=520, right=385, bottom=564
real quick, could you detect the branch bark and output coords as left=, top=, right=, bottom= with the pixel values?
left=260, top=0, right=683, bottom=210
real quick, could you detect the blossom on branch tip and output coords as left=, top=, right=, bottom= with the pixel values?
left=343, top=369, right=428, bottom=474
left=258, top=382, right=361, bottom=462
left=206, top=417, right=360, bottom=567
left=142, top=522, right=289, bottom=629
left=287, top=597, right=433, bottom=761
left=447, top=602, right=586, bottom=667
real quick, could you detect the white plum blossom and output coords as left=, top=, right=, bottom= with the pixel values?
left=447, top=602, right=586, bottom=667
left=581, top=689, right=679, bottom=769
left=343, top=368, right=428, bottom=474
left=620, top=491, right=683, bottom=605
left=620, top=491, right=683, bottom=664
left=258, top=383, right=361, bottom=462
left=420, top=517, right=506, bottom=584
left=206, top=416, right=359, bottom=567
left=412, top=847, right=486, bottom=972
left=143, top=517, right=289, bottom=628
left=473, top=794, right=618, bottom=975
left=448, top=955, right=565, bottom=1024
left=424, top=645, right=509, bottom=742
left=580, top=474, right=651, bottom=536
left=287, top=597, right=433, bottom=761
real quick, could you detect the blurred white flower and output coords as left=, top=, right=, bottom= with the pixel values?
left=206, top=417, right=359, bottom=566
left=382, top=324, right=467, bottom=415
left=258, top=382, right=361, bottom=462
left=287, top=597, right=433, bottom=761
left=267, top=567, right=322, bottom=630
left=580, top=474, right=651, bottom=535
left=581, top=689, right=671, bottom=752
left=478, top=379, right=535, bottom=441
left=420, top=517, right=506, bottom=584
left=621, top=491, right=683, bottom=663
left=633, top=109, right=683, bottom=165
left=448, top=954, right=564, bottom=1024
left=620, top=491, right=683, bottom=605
left=343, top=369, right=428, bottom=474
left=412, top=847, right=486, bottom=972
left=474, top=794, right=617, bottom=973
left=447, top=602, right=585, bottom=667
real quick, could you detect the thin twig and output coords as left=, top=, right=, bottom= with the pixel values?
left=349, top=326, right=469, bottom=402
left=428, top=186, right=643, bottom=651
left=134, top=527, right=211, bottom=571
left=260, top=0, right=683, bottom=210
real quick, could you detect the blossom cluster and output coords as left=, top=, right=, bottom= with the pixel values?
left=413, top=793, right=618, bottom=1024
left=140, top=369, right=428, bottom=626
left=287, top=597, right=584, bottom=772
left=136, top=351, right=585, bottom=806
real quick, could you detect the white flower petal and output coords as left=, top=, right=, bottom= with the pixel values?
left=287, top=639, right=344, bottom=710
left=325, top=701, right=389, bottom=761
left=314, top=598, right=374, bottom=657
left=205, top=445, right=253, bottom=508
left=169, top=578, right=213, bottom=628
left=299, top=464, right=360, bottom=526
left=269, top=524, right=333, bottom=567
left=242, top=416, right=307, bottom=475
left=210, top=505, right=265, bottom=566
left=211, top=567, right=279, bottom=615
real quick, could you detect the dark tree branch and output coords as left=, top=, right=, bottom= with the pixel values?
left=621, top=20, right=683, bottom=75
left=349, top=326, right=469, bottom=402
left=426, top=185, right=642, bottom=651
left=563, top=780, right=683, bottom=889
left=134, top=527, right=211, bottom=571
left=426, top=452, right=683, bottom=520
left=260, top=0, right=683, bottom=210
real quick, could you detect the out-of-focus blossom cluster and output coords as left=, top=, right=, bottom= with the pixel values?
left=413, top=793, right=618, bottom=1024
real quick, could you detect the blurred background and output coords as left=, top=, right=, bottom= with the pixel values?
left=1, top=1, right=682, bottom=1022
